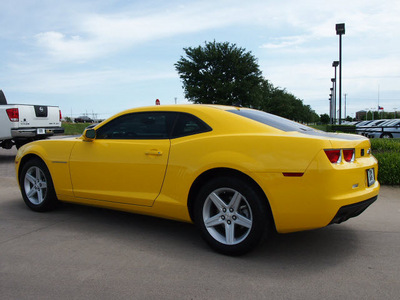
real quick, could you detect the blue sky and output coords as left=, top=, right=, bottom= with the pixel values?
left=1, top=0, right=399, bottom=120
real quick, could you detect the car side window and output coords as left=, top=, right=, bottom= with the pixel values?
left=96, top=112, right=177, bottom=140
left=171, top=113, right=212, bottom=138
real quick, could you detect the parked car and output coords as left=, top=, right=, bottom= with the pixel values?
left=0, top=90, right=64, bottom=149
left=74, top=116, right=93, bottom=123
left=363, top=119, right=393, bottom=138
left=356, top=119, right=387, bottom=136
left=15, top=105, right=380, bottom=255
left=368, top=119, right=400, bottom=138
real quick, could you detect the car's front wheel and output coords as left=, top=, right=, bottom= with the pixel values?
left=19, top=158, right=58, bottom=212
left=194, top=176, right=271, bottom=255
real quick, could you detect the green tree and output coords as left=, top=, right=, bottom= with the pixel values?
left=345, top=116, right=353, bottom=122
left=175, top=41, right=263, bottom=107
left=320, top=114, right=330, bottom=124
left=257, top=81, right=319, bottom=124
left=176, top=41, right=319, bottom=124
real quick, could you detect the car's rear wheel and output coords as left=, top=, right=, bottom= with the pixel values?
left=20, top=158, right=58, bottom=212
left=194, top=176, right=270, bottom=255
left=381, top=133, right=393, bottom=138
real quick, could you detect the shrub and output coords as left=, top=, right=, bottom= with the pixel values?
left=326, top=124, right=356, bottom=133
left=371, top=139, right=400, bottom=185
left=370, top=138, right=400, bottom=153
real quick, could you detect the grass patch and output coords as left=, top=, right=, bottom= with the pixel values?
left=371, top=139, right=400, bottom=185
left=61, top=123, right=89, bottom=135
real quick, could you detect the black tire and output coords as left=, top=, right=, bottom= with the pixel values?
left=14, top=141, right=26, bottom=149
left=380, top=133, right=393, bottom=138
left=194, top=176, right=271, bottom=255
left=19, top=158, right=58, bottom=212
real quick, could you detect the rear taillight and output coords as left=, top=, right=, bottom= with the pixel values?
left=59, top=110, right=62, bottom=121
left=324, top=149, right=341, bottom=164
left=343, top=149, right=355, bottom=162
left=6, top=108, right=19, bottom=122
left=325, top=149, right=355, bottom=164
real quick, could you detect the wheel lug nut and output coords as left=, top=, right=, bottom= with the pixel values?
left=223, top=208, right=226, bottom=212
left=221, top=216, right=225, bottom=220
left=229, top=208, right=234, bottom=212
left=227, top=220, right=231, bottom=225
left=232, top=215, right=237, bottom=220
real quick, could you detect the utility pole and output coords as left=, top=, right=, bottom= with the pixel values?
left=336, top=23, right=345, bottom=124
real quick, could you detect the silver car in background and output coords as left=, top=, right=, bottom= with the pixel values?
left=356, top=119, right=387, bottom=136
left=367, top=119, right=400, bottom=138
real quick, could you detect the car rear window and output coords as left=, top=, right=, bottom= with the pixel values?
left=228, top=109, right=314, bottom=132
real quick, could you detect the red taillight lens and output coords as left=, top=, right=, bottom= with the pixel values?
left=324, top=149, right=341, bottom=163
left=6, top=108, right=19, bottom=122
left=343, top=149, right=355, bottom=162
left=59, top=110, right=62, bottom=121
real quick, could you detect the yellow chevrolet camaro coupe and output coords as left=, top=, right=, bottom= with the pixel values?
left=15, top=105, right=380, bottom=255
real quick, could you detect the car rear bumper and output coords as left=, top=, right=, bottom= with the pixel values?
left=11, top=127, right=64, bottom=138
left=329, top=195, right=378, bottom=225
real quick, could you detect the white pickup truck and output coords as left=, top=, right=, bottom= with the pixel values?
left=0, top=90, right=64, bottom=149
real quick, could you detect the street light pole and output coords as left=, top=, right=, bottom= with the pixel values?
left=329, top=89, right=333, bottom=124
left=332, top=61, right=339, bottom=124
left=331, top=78, right=336, bottom=123
left=336, top=23, right=345, bottom=124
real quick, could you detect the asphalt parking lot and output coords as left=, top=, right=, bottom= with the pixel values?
left=1, top=147, right=399, bottom=299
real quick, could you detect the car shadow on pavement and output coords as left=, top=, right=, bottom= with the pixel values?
left=52, top=202, right=358, bottom=270
left=0, top=153, right=15, bottom=163
left=2, top=193, right=359, bottom=278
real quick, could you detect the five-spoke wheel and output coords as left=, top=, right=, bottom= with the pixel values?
left=23, top=166, right=48, bottom=205
left=195, top=176, right=270, bottom=255
left=202, top=187, right=253, bottom=246
left=20, top=158, right=58, bottom=212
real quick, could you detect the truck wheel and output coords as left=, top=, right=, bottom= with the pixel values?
left=15, top=141, right=25, bottom=149
left=194, top=176, right=271, bottom=255
left=19, top=158, right=58, bottom=212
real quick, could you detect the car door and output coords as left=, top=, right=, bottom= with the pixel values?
left=69, top=111, right=177, bottom=206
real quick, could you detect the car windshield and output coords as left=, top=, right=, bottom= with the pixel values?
left=228, top=109, right=314, bottom=132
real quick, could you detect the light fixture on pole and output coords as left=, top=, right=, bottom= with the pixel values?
left=336, top=23, right=345, bottom=124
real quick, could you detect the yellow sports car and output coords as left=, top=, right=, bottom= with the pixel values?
left=15, top=105, right=380, bottom=255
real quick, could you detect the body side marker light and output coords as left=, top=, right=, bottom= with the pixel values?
left=282, top=172, right=304, bottom=177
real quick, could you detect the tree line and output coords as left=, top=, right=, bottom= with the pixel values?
left=175, top=41, right=319, bottom=124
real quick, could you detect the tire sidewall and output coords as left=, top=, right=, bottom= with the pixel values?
left=194, top=176, right=269, bottom=255
left=20, top=158, right=58, bottom=212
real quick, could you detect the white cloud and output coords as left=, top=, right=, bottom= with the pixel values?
left=260, top=36, right=308, bottom=49
left=33, top=1, right=269, bottom=62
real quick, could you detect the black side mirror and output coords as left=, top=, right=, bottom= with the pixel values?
left=84, top=129, right=96, bottom=140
